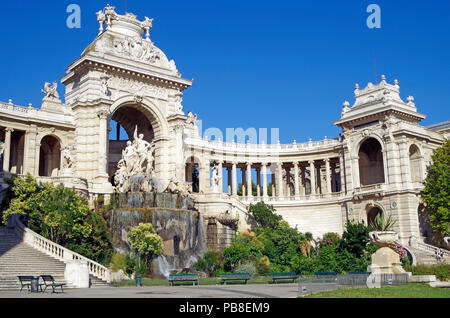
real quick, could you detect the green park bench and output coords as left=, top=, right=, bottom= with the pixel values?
left=270, top=272, right=298, bottom=283
left=168, top=274, right=199, bottom=286
left=17, top=276, right=35, bottom=292
left=218, top=273, right=251, bottom=285
left=40, top=275, right=66, bottom=293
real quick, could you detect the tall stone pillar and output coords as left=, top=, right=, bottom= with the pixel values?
left=227, top=166, right=232, bottom=194
left=256, top=167, right=261, bottom=198
left=241, top=167, right=246, bottom=197
left=218, top=161, right=223, bottom=193
left=96, top=109, right=109, bottom=179
left=232, top=162, right=237, bottom=196
left=300, top=165, right=306, bottom=196
left=309, top=160, right=316, bottom=195
left=277, top=162, right=284, bottom=198
left=293, top=162, right=299, bottom=198
left=262, top=163, right=268, bottom=199
left=246, top=162, right=252, bottom=199
left=2, top=128, right=13, bottom=172
left=325, top=158, right=331, bottom=194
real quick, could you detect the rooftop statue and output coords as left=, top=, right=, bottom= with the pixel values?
left=41, top=82, right=60, bottom=101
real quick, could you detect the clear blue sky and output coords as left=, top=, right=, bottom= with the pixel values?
left=0, top=0, right=449, bottom=144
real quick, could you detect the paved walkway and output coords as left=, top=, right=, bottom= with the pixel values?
left=0, top=283, right=300, bottom=298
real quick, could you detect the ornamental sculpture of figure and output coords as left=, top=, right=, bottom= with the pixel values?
left=211, top=165, right=221, bottom=192
left=62, top=146, right=74, bottom=169
left=114, top=126, right=156, bottom=193
left=186, top=111, right=197, bottom=126
left=41, top=82, right=60, bottom=101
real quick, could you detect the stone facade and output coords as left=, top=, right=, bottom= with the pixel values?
left=0, top=5, right=448, bottom=246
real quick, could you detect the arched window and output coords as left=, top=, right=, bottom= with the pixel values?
left=358, top=138, right=385, bottom=186
left=39, top=135, right=61, bottom=177
left=409, top=144, right=422, bottom=183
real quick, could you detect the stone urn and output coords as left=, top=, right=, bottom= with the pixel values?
left=368, top=231, right=405, bottom=275
left=368, top=231, right=399, bottom=247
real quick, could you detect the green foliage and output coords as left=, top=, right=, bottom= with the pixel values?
left=256, top=256, right=271, bottom=276
left=222, top=236, right=262, bottom=271
left=233, top=262, right=257, bottom=278
left=128, top=223, right=163, bottom=258
left=339, top=221, right=371, bottom=258
left=403, top=264, right=450, bottom=281
left=370, top=212, right=397, bottom=232
left=247, top=201, right=282, bottom=229
left=110, top=252, right=128, bottom=272
left=193, top=250, right=224, bottom=277
left=1, top=174, right=113, bottom=265
left=423, top=139, right=450, bottom=236
left=1, top=173, right=38, bottom=224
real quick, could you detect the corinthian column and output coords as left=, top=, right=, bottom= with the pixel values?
left=309, top=160, right=316, bottom=195
left=246, top=162, right=252, bottom=199
left=294, top=161, right=300, bottom=198
left=232, top=162, right=237, bottom=196
left=262, top=162, right=268, bottom=199
left=325, top=158, right=331, bottom=194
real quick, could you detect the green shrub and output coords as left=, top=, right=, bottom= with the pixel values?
left=193, top=250, right=224, bottom=277
left=233, top=262, right=257, bottom=278
left=110, top=252, right=127, bottom=272
left=403, top=264, right=450, bottom=281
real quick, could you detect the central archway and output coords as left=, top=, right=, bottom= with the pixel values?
left=108, top=96, right=169, bottom=185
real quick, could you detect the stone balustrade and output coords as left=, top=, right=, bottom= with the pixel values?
left=7, top=214, right=111, bottom=283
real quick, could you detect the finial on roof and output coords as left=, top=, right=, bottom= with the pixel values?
left=381, top=74, right=386, bottom=82
left=406, top=96, right=415, bottom=106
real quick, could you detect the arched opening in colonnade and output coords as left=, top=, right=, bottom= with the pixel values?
left=39, top=135, right=61, bottom=177
left=358, top=138, right=385, bottom=186
left=185, top=156, right=200, bottom=193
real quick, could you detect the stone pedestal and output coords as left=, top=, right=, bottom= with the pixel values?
left=368, top=247, right=405, bottom=275
left=65, top=260, right=90, bottom=288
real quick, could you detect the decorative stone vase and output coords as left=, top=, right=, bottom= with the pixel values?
left=368, top=231, right=399, bottom=248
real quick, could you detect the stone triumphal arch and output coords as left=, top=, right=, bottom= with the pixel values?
left=0, top=5, right=449, bottom=250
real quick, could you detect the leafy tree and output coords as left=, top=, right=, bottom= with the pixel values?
left=339, top=220, right=371, bottom=258
left=128, top=223, right=163, bottom=275
left=247, top=201, right=282, bottom=229
left=422, top=139, right=450, bottom=236
left=1, top=174, right=114, bottom=265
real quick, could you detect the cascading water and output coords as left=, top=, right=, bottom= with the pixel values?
left=106, top=192, right=207, bottom=278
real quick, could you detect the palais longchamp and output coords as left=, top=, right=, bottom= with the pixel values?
left=0, top=5, right=449, bottom=276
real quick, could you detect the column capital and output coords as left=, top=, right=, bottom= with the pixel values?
left=293, top=161, right=299, bottom=167
left=324, top=158, right=330, bottom=163
left=4, top=127, right=14, bottom=133
left=308, top=160, right=315, bottom=165
left=97, top=108, right=110, bottom=119
left=261, top=162, right=268, bottom=167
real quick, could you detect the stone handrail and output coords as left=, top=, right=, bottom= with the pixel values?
left=7, top=214, right=111, bottom=283
left=184, top=136, right=341, bottom=153
left=409, top=238, right=450, bottom=258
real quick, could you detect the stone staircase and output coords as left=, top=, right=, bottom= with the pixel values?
left=407, top=243, right=450, bottom=266
left=0, top=227, right=111, bottom=290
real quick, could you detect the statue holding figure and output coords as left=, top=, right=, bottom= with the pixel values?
left=41, top=82, right=60, bottom=101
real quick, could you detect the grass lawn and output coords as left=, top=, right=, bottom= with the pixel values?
left=304, top=283, right=450, bottom=298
